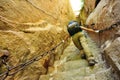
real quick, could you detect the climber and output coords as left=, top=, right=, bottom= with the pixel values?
left=67, top=21, right=97, bottom=66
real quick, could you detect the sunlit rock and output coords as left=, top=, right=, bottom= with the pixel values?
left=86, top=0, right=120, bottom=46
left=0, top=0, right=74, bottom=80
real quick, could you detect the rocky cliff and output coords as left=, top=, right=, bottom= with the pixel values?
left=0, top=0, right=75, bottom=80
left=86, top=0, right=120, bottom=78
left=0, top=0, right=120, bottom=80
left=86, top=0, right=120, bottom=45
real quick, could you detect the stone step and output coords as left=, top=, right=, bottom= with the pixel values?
left=73, top=74, right=96, bottom=80
left=54, top=59, right=88, bottom=71
left=55, top=59, right=88, bottom=72
left=60, top=41, right=103, bottom=62
left=39, top=40, right=113, bottom=80
left=48, top=58, right=105, bottom=74
left=40, top=62, right=107, bottom=80
left=60, top=48, right=102, bottom=63
left=63, top=68, right=113, bottom=80
left=57, top=62, right=107, bottom=76
left=55, top=60, right=106, bottom=72
left=53, top=54, right=103, bottom=73
left=40, top=67, right=112, bottom=80
left=60, top=43, right=81, bottom=61
left=95, top=67, right=114, bottom=80
left=95, top=53, right=103, bottom=62
left=83, top=61, right=107, bottom=76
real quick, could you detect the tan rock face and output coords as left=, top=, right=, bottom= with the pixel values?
left=0, top=0, right=75, bottom=30
left=0, top=0, right=74, bottom=80
left=104, top=33, right=120, bottom=77
left=79, top=0, right=95, bottom=24
left=86, top=0, right=120, bottom=77
left=86, top=0, right=120, bottom=46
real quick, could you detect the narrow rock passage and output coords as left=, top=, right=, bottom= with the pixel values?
left=40, top=37, right=116, bottom=80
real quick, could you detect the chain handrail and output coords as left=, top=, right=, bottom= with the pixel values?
left=0, top=20, right=120, bottom=80
left=82, top=20, right=120, bottom=33
left=82, top=20, right=120, bottom=47
left=0, top=37, right=69, bottom=80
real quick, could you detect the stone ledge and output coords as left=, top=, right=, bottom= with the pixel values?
left=104, top=37, right=120, bottom=79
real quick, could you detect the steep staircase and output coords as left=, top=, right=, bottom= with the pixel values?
left=39, top=37, right=117, bottom=80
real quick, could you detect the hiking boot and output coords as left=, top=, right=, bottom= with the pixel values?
left=81, top=54, right=86, bottom=59
left=88, top=59, right=97, bottom=66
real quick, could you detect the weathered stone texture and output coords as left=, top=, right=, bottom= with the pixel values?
left=86, top=0, right=120, bottom=45
left=86, top=0, right=120, bottom=78
left=80, top=0, right=96, bottom=24
left=0, top=0, right=75, bottom=30
left=104, top=36, right=120, bottom=77
left=0, top=0, right=73, bottom=80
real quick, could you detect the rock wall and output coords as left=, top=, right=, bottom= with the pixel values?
left=86, top=0, right=120, bottom=77
left=0, top=0, right=74, bottom=80
left=104, top=32, right=120, bottom=77
left=86, top=0, right=120, bottom=46
left=0, top=0, right=75, bottom=30
left=79, top=0, right=96, bottom=24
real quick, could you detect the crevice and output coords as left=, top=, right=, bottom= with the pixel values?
left=95, top=0, right=101, bottom=8
left=26, top=0, right=57, bottom=20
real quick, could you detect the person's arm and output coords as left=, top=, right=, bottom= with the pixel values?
left=81, top=26, right=99, bottom=33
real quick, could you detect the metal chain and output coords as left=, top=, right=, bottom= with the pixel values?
left=82, top=20, right=120, bottom=47
left=95, top=20, right=120, bottom=47
left=0, top=20, right=119, bottom=80
left=0, top=38, right=69, bottom=80
left=0, top=59, right=10, bottom=80
left=88, top=20, right=120, bottom=33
